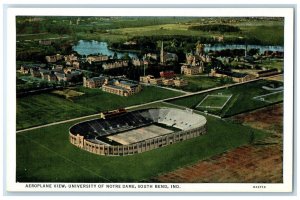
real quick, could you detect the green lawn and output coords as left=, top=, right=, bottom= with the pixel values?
left=16, top=86, right=183, bottom=130
left=256, top=59, right=284, bottom=71
left=197, top=95, right=231, bottom=108
left=16, top=113, right=269, bottom=182
left=168, top=80, right=283, bottom=117
left=178, top=76, right=227, bottom=92
left=254, top=91, right=284, bottom=104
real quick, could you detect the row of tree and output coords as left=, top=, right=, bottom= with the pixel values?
left=188, top=24, right=241, bottom=33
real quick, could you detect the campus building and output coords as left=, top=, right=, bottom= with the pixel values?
left=210, top=69, right=253, bottom=83
left=102, top=79, right=142, bottom=97
left=83, top=76, right=106, bottom=88
left=86, top=55, right=109, bottom=64
left=139, top=75, right=163, bottom=85
left=181, top=64, right=204, bottom=75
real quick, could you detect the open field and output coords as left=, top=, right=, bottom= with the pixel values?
left=196, top=94, right=232, bottom=109
left=16, top=17, right=284, bottom=45
left=178, top=76, right=227, bottom=92
left=168, top=80, right=283, bottom=117
left=256, top=59, right=284, bottom=71
left=253, top=91, right=283, bottom=104
left=153, top=104, right=283, bottom=183
left=265, top=74, right=283, bottom=82
left=16, top=113, right=268, bottom=182
left=51, top=89, right=85, bottom=100
left=153, top=144, right=282, bottom=183
left=16, top=86, right=183, bottom=130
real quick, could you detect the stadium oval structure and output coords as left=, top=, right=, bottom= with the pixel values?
left=69, top=108, right=207, bottom=156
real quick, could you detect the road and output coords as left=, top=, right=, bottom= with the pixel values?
left=16, top=36, right=69, bottom=43
left=16, top=78, right=264, bottom=134
left=140, top=82, right=191, bottom=95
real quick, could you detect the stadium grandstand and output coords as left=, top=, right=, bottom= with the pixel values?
left=69, top=108, right=207, bottom=156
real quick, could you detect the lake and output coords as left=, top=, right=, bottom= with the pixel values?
left=72, top=40, right=138, bottom=58
left=204, top=44, right=283, bottom=53
left=72, top=40, right=284, bottom=58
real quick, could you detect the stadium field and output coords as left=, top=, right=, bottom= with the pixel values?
left=107, top=125, right=173, bottom=145
left=16, top=113, right=268, bottom=182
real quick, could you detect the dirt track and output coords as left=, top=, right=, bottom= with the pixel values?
left=153, top=104, right=283, bottom=183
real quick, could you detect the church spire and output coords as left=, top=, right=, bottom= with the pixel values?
left=160, top=41, right=165, bottom=65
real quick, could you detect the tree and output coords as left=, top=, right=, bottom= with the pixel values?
left=113, top=52, right=118, bottom=60
left=121, top=53, right=130, bottom=60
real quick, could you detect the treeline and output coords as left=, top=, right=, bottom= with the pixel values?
left=110, top=35, right=266, bottom=55
left=16, top=40, right=73, bottom=62
left=209, top=48, right=260, bottom=57
left=188, top=24, right=241, bottom=33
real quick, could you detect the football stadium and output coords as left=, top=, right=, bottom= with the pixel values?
left=69, top=108, right=207, bottom=156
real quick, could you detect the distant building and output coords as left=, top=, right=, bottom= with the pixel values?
left=86, top=55, right=109, bottom=64
left=160, top=71, right=175, bottom=79
left=102, top=60, right=128, bottom=70
left=83, top=76, right=106, bottom=88
left=39, top=40, right=52, bottom=45
left=210, top=69, right=253, bottom=83
left=20, top=65, right=30, bottom=74
left=72, top=61, right=80, bottom=69
left=20, top=64, right=46, bottom=74
left=256, top=68, right=279, bottom=78
left=173, top=78, right=188, bottom=87
left=123, top=41, right=137, bottom=45
left=162, top=79, right=174, bottom=86
left=43, top=73, right=57, bottom=82
left=64, top=54, right=78, bottom=62
left=55, top=72, right=68, bottom=82
left=45, top=54, right=63, bottom=63
left=64, top=67, right=76, bottom=74
left=30, top=67, right=41, bottom=78
left=132, top=58, right=146, bottom=67
left=55, top=70, right=82, bottom=82
left=102, top=79, right=142, bottom=97
left=143, top=53, right=158, bottom=61
left=140, top=75, right=162, bottom=85
left=181, top=65, right=204, bottom=75
left=184, top=43, right=211, bottom=71
left=39, top=69, right=51, bottom=80
left=212, top=35, right=224, bottom=42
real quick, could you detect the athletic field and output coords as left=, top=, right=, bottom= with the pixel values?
left=196, top=94, right=232, bottom=109
left=107, top=124, right=173, bottom=145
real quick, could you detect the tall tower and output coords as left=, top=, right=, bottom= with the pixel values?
left=160, top=41, right=165, bottom=65
left=196, top=43, right=205, bottom=56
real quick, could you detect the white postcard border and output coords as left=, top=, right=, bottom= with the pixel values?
left=5, top=7, right=294, bottom=193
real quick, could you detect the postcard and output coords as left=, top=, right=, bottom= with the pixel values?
left=3, top=6, right=294, bottom=193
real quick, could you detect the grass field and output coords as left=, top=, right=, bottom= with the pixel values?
left=196, top=95, right=232, bottom=108
left=17, top=18, right=284, bottom=45
left=168, top=80, right=283, bottom=117
left=253, top=91, right=283, bottom=104
left=178, top=76, right=227, bottom=92
left=16, top=86, right=183, bottom=130
left=256, top=59, right=284, bottom=71
left=16, top=112, right=269, bottom=182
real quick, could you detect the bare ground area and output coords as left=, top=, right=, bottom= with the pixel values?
left=265, top=74, right=283, bottom=82
left=152, top=104, right=283, bottom=183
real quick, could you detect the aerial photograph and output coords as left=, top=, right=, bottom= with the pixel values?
left=16, top=16, right=284, bottom=183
